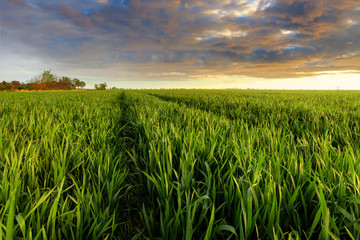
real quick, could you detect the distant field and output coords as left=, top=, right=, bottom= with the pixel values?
left=1, top=90, right=360, bottom=239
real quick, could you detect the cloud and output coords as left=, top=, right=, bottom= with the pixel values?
left=96, top=0, right=109, bottom=4
left=10, top=0, right=27, bottom=7
left=1, top=0, right=360, bottom=82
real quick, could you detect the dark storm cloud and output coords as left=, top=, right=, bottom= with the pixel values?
left=1, top=0, right=359, bottom=79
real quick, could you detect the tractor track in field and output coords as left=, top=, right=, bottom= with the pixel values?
left=115, top=91, right=147, bottom=239
left=143, top=92, right=346, bottom=148
left=144, top=92, right=239, bottom=121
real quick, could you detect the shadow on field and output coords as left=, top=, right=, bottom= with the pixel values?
left=114, top=92, right=147, bottom=239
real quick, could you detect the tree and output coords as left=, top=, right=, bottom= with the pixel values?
left=30, top=70, right=56, bottom=90
left=41, top=70, right=56, bottom=84
left=80, top=81, right=86, bottom=89
left=60, top=76, right=74, bottom=90
left=11, top=81, right=20, bottom=88
left=1, top=81, right=11, bottom=90
left=95, top=82, right=107, bottom=90
left=72, top=78, right=81, bottom=89
left=0, top=82, right=5, bottom=91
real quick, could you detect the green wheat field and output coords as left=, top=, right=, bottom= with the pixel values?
left=1, top=90, right=360, bottom=240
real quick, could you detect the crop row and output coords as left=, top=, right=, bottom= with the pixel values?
left=121, top=90, right=360, bottom=239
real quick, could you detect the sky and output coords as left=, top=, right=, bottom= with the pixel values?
left=1, top=0, right=359, bottom=89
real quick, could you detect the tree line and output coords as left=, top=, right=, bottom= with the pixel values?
left=0, top=70, right=86, bottom=91
left=94, top=82, right=107, bottom=90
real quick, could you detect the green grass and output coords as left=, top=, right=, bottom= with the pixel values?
left=1, top=90, right=360, bottom=239
left=0, top=91, right=136, bottom=239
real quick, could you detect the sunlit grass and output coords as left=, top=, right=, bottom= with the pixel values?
left=122, top=89, right=360, bottom=239
left=0, top=91, right=134, bottom=239
left=1, top=89, right=360, bottom=239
